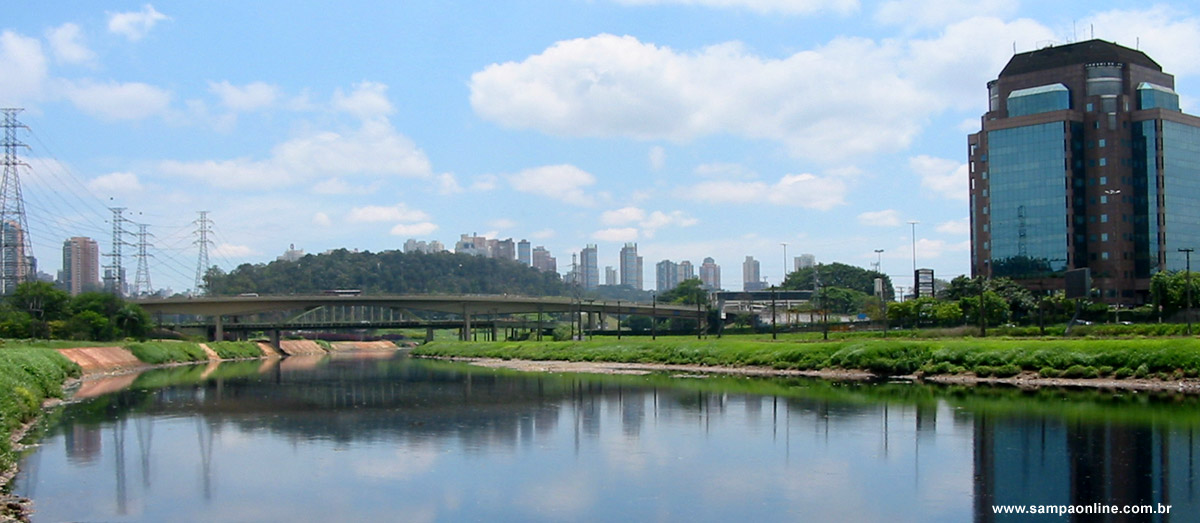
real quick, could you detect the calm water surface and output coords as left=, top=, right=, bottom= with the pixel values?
left=13, top=353, right=1200, bottom=522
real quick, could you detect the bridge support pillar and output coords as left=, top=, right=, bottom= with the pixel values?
left=214, top=315, right=224, bottom=342
left=425, top=326, right=434, bottom=344
left=461, top=308, right=472, bottom=341
left=269, top=329, right=281, bottom=351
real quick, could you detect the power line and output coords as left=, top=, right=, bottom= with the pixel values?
left=0, top=108, right=35, bottom=295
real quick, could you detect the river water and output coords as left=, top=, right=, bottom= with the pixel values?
left=12, top=352, right=1200, bottom=522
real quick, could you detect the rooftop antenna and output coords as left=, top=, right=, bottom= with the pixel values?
left=1091, top=24, right=1094, bottom=40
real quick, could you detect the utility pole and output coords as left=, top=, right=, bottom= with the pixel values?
left=194, top=211, right=213, bottom=295
left=0, top=108, right=34, bottom=295
left=133, top=223, right=153, bottom=296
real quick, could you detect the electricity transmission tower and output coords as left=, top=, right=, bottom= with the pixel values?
left=0, top=108, right=34, bottom=295
left=193, top=211, right=212, bottom=294
left=105, top=207, right=133, bottom=296
left=133, top=223, right=153, bottom=296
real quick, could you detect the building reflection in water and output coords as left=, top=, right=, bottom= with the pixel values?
left=17, top=356, right=1200, bottom=522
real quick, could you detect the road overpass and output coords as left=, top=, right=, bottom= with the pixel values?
left=134, top=294, right=705, bottom=342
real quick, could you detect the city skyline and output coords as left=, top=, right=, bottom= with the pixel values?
left=6, top=2, right=1200, bottom=294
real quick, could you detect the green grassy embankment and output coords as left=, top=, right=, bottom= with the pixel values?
left=0, top=348, right=80, bottom=479
left=207, top=341, right=266, bottom=359
left=413, top=336, right=1200, bottom=380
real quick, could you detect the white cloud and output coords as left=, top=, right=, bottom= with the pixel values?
left=311, top=177, right=377, bottom=195
left=910, top=155, right=967, bottom=202
left=489, top=218, right=517, bottom=229
left=62, top=79, right=172, bottom=121
left=87, top=172, right=142, bottom=194
left=312, top=212, right=331, bottom=227
left=436, top=173, right=464, bottom=194
left=610, top=0, right=858, bottom=16
left=108, top=4, right=170, bottom=42
left=163, top=118, right=433, bottom=189
left=601, top=206, right=646, bottom=225
left=506, top=164, right=597, bottom=206
left=936, top=217, right=970, bottom=235
left=531, top=228, right=555, bottom=239
left=333, top=81, right=394, bottom=120
left=858, top=209, right=900, bottom=227
left=875, top=0, right=1016, bottom=29
left=45, top=23, right=95, bottom=66
left=683, top=172, right=846, bottom=210
left=649, top=145, right=666, bottom=170
left=470, top=174, right=499, bottom=191
left=209, top=81, right=278, bottom=112
left=213, top=243, right=256, bottom=258
left=347, top=203, right=430, bottom=223
left=0, top=31, right=48, bottom=103
left=1080, top=6, right=1200, bottom=76
left=593, top=227, right=639, bottom=242
left=640, top=210, right=697, bottom=236
left=470, top=34, right=935, bottom=161
left=390, top=222, right=439, bottom=236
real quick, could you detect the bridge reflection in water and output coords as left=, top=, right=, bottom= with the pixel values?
left=134, top=293, right=706, bottom=344
left=17, top=355, right=1200, bottom=521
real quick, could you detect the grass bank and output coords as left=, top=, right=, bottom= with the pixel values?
left=0, top=348, right=80, bottom=485
left=414, top=336, right=1200, bottom=380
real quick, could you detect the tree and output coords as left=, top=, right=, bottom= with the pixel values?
left=782, top=262, right=893, bottom=300
left=657, top=278, right=708, bottom=306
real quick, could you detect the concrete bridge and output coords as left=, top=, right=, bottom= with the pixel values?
left=133, top=294, right=706, bottom=343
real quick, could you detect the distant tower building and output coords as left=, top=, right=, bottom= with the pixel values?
left=455, top=233, right=487, bottom=256
left=743, top=256, right=764, bottom=291
left=518, top=239, right=532, bottom=266
left=277, top=243, right=305, bottom=262
left=403, top=239, right=424, bottom=253
left=428, top=240, right=445, bottom=253
left=532, top=246, right=556, bottom=273
left=656, top=259, right=680, bottom=292
left=700, top=257, right=721, bottom=290
left=495, top=238, right=516, bottom=261
left=679, top=260, right=695, bottom=281
left=580, top=244, right=599, bottom=289
left=795, top=254, right=816, bottom=271
left=605, top=266, right=617, bottom=286
left=619, top=243, right=643, bottom=290
left=62, top=237, right=100, bottom=296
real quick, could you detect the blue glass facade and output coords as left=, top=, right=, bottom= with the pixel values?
left=1138, top=83, right=1180, bottom=111
left=1161, top=120, right=1200, bottom=271
left=1007, top=84, right=1070, bottom=117
left=1133, top=121, right=1158, bottom=277
left=987, top=122, right=1070, bottom=277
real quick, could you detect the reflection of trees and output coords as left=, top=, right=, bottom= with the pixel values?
left=991, top=255, right=1065, bottom=279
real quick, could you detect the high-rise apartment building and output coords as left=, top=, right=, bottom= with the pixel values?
left=580, top=244, right=599, bottom=290
left=518, top=239, right=531, bottom=266
left=794, top=254, right=816, bottom=272
left=619, top=243, right=643, bottom=290
left=62, top=236, right=100, bottom=296
left=0, top=221, right=31, bottom=294
left=656, top=259, right=679, bottom=292
left=532, top=246, right=556, bottom=274
left=605, top=266, right=617, bottom=286
left=495, top=238, right=516, bottom=261
left=969, top=39, right=1200, bottom=304
left=679, top=260, right=695, bottom=281
left=700, top=257, right=721, bottom=290
left=743, top=256, right=763, bottom=291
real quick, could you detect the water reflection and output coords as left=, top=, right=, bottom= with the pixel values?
left=15, top=355, right=1200, bottom=522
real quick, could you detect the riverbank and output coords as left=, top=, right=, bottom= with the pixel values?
left=412, top=336, right=1200, bottom=392
left=0, top=339, right=401, bottom=522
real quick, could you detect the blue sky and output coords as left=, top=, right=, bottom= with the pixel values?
left=5, top=1, right=1200, bottom=295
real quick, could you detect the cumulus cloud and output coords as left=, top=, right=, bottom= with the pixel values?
left=209, top=81, right=278, bottom=112
left=506, top=164, right=597, bottom=206
left=108, top=4, right=170, bottom=42
left=333, top=81, right=394, bottom=120
left=312, top=212, right=332, bottom=227
left=858, top=209, right=900, bottom=226
left=45, top=23, right=95, bottom=66
left=593, top=227, right=639, bottom=242
left=87, top=172, right=142, bottom=194
left=936, top=217, right=971, bottom=235
left=1080, top=6, right=1200, bottom=76
left=649, top=146, right=666, bottom=170
left=436, top=173, right=464, bottom=194
left=390, top=222, right=439, bottom=236
left=910, top=155, right=967, bottom=202
left=162, top=118, right=433, bottom=189
left=347, top=203, right=430, bottom=223
left=471, top=34, right=934, bottom=161
left=611, top=0, right=858, bottom=16
left=62, top=79, right=172, bottom=121
left=681, top=172, right=847, bottom=210
left=875, top=0, right=1016, bottom=29
left=600, top=206, right=695, bottom=238
left=0, top=31, right=48, bottom=103
left=531, top=228, right=555, bottom=239
left=601, top=206, right=646, bottom=225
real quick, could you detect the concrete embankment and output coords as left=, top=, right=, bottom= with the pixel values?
left=56, top=346, right=144, bottom=374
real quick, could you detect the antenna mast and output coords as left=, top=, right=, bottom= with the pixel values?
left=0, top=108, right=34, bottom=295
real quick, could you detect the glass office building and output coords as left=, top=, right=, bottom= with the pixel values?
left=969, top=40, right=1200, bottom=304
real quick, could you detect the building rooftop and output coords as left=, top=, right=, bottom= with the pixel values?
left=1000, top=39, right=1161, bottom=78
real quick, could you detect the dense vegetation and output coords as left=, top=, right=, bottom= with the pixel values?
left=0, top=282, right=151, bottom=340
left=0, top=348, right=79, bottom=479
left=203, top=249, right=568, bottom=296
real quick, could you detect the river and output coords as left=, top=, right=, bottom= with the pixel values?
left=12, top=352, right=1200, bottom=521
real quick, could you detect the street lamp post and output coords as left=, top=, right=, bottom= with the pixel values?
left=781, top=242, right=788, bottom=287
left=1182, top=248, right=1194, bottom=335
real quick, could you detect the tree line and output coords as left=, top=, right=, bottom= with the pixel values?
left=0, top=282, right=151, bottom=340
